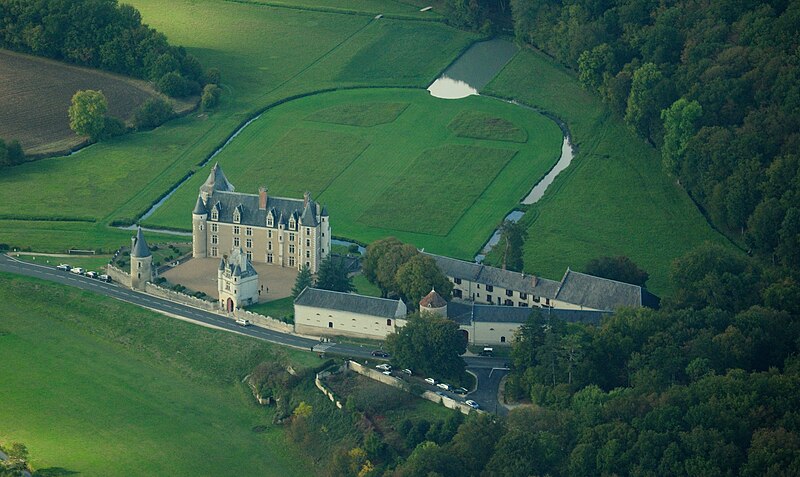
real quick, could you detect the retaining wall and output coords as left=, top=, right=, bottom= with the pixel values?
left=145, top=282, right=218, bottom=312
left=234, top=308, right=294, bottom=334
left=315, top=370, right=343, bottom=409
left=105, top=264, right=131, bottom=288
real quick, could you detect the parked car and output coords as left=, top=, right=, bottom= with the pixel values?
left=465, top=400, right=479, bottom=409
left=381, top=370, right=392, bottom=376
left=436, top=383, right=452, bottom=391
left=454, top=387, right=468, bottom=395
left=98, top=274, right=111, bottom=282
left=425, top=377, right=436, bottom=385
left=56, top=264, right=71, bottom=271
left=375, top=363, right=392, bottom=371
left=371, top=350, right=390, bottom=358
left=85, top=271, right=98, bottom=279
left=479, top=347, right=494, bottom=356
left=235, top=319, right=251, bottom=327
left=70, top=267, right=84, bottom=275
left=401, top=368, right=413, bottom=375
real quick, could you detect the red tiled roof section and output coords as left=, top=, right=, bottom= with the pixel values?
left=420, top=289, right=447, bottom=308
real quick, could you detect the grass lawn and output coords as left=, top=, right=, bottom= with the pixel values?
left=306, top=101, right=410, bottom=126
left=0, top=272, right=318, bottom=476
left=483, top=49, right=733, bottom=294
left=145, top=88, right=562, bottom=260
left=11, top=253, right=112, bottom=271
left=448, top=110, right=528, bottom=143
left=353, top=273, right=382, bottom=297
left=247, top=296, right=295, bottom=320
left=237, top=0, right=439, bottom=18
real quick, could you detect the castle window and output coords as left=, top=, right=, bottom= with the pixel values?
left=199, top=223, right=204, bottom=231
left=289, top=244, right=295, bottom=254
left=486, top=285, right=494, bottom=292
left=225, top=283, right=230, bottom=291
left=500, top=336, right=506, bottom=343
left=506, top=290, right=513, bottom=297
left=211, top=247, right=217, bottom=257
left=267, top=215, right=273, bottom=227
left=246, top=251, right=252, bottom=261
left=233, top=237, right=240, bottom=247
left=504, top=299, right=513, bottom=306
left=268, top=242, right=272, bottom=251
left=305, top=250, right=310, bottom=258
left=288, top=257, right=295, bottom=267
left=268, top=230, right=272, bottom=238
left=211, top=235, right=218, bottom=244
left=454, top=278, right=462, bottom=284
left=289, top=219, right=296, bottom=230
left=233, top=208, right=241, bottom=223
left=289, top=233, right=295, bottom=242
left=233, top=226, right=240, bottom=235
left=306, top=228, right=310, bottom=235
left=211, top=223, right=218, bottom=233
left=520, top=292, right=527, bottom=300
left=387, top=319, right=392, bottom=326
left=246, top=227, right=252, bottom=236
left=246, top=239, right=252, bottom=248
left=211, top=209, right=218, bottom=221
left=305, top=261, right=310, bottom=268
left=305, top=239, right=310, bottom=247
left=328, top=322, right=333, bottom=328
left=267, top=253, right=273, bottom=263
left=138, top=262, right=141, bottom=269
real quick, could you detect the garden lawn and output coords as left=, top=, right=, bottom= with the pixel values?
left=0, top=272, right=316, bottom=476
left=144, top=88, right=563, bottom=260
left=247, top=296, right=295, bottom=320
left=483, top=50, right=733, bottom=295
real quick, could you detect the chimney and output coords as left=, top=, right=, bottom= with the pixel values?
left=259, top=187, right=267, bottom=210
left=303, top=191, right=310, bottom=208
left=532, top=276, right=538, bottom=287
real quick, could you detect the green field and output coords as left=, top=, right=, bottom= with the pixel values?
left=144, top=88, right=562, bottom=259
left=484, top=50, right=731, bottom=294
left=0, top=272, right=318, bottom=475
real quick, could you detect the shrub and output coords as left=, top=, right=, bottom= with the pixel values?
left=134, top=98, right=174, bottom=130
left=0, top=138, right=25, bottom=167
left=157, top=71, right=200, bottom=98
left=201, top=84, right=222, bottom=110
left=101, top=116, right=126, bottom=139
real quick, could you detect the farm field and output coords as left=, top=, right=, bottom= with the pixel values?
left=483, top=49, right=732, bottom=294
left=0, top=49, right=160, bottom=155
left=0, top=0, right=475, bottom=253
left=144, top=88, right=563, bottom=259
left=237, top=0, right=440, bottom=17
left=0, top=272, right=317, bottom=476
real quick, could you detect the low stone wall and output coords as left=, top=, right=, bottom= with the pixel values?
left=348, top=360, right=478, bottom=415
left=144, top=282, right=218, bottom=312
left=105, top=264, right=131, bottom=288
left=315, top=370, right=343, bottom=409
left=234, top=308, right=294, bottom=334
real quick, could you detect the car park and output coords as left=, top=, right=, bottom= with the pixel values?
left=56, top=264, right=71, bottom=271
left=465, top=400, right=479, bottom=409
left=436, top=383, right=452, bottom=391
left=424, top=377, right=436, bottom=385
left=371, top=350, right=390, bottom=358
left=70, top=267, right=84, bottom=275
left=375, top=363, right=392, bottom=371
left=401, top=368, right=413, bottom=375
left=85, top=271, right=98, bottom=279
left=235, top=319, right=251, bottom=326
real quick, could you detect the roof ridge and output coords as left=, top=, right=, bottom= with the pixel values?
left=300, top=287, right=401, bottom=303
left=568, top=269, right=642, bottom=289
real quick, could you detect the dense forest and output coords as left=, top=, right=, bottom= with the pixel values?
left=0, top=0, right=213, bottom=97
left=446, top=0, right=799, bottom=274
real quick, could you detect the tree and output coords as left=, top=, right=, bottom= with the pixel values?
left=68, top=89, right=108, bottom=141
left=201, top=83, right=222, bottom=110
left=497, top=220, right=526, bottom=271
left=625, top=63, right=670, bottom=142
left=157, top=71, right=200, bottom=97
left=292, top=264, right=314, bottom=298
left=0, top=139, right=24, bottom=167
left=133, top=97, right=174, bottom=130
left=386, top=312, right=466, bottom=381
left=584, top=255, right=649, bottom=286
left=362, top=237, right=418, bottom=297
left=395, top=254, right=453, bottom=305
left=316, top=256, right=354, bottom=293
left=661, top=98, right=702, bottom=175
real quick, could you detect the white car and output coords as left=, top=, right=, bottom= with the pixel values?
left=465, top=400, right=479, bottom=409
left=70, top=267, right=84, bottom=275
left=235, top=319, right=251, bottom=327
left=375, top=363, right=392, bottom=371
left=381, top=370, right=392, bottom=376
left=401, top=368, right=413, bottom=375
left=85, top=271, right=98, bottom=279
left=98, top=274, right=111, bottom=282
left=56, top=264, right=71, bottom=271
left=424, top=377, right=436, bottom=385
left=436, top=383, right=452, bottom=391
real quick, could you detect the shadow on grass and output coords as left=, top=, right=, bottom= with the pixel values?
left=33, top=468, right=79, bottom=476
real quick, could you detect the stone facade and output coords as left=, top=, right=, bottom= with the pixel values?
left=294, top=287, right=407, bottom=339
left=192, top=163, right=331, bottom=273
left=217, top=247, right=259, bottom=311
left=130, top=227, right=154, bottom=291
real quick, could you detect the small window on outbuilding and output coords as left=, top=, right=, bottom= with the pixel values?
left=387, top=319, right=392, bottom=326
left=500, top=336, right=506, bottom=343
left=328, top=322, right=333, bottom=328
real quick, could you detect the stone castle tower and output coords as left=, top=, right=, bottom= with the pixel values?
left=192, top=195, right=208, bottom=259
left=419, top=288, right=448, bottom=317
left=130, top=226, right=154, bottom=291
left=218, top=247, right=259, bottom=312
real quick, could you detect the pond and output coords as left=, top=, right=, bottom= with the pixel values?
left=427, top=39, right=519, bottom=99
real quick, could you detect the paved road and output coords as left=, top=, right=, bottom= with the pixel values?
left=0, top=254, right=508, bottom=413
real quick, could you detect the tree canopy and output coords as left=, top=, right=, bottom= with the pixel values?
left=385, top=312, right=467, bottom=382
left=68, top=90, right=108, bottom=141
left=315, top=257, right=354, bottom=293
left=584, top=255, right=649, bottom=287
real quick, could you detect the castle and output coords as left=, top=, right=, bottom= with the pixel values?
left=191, top=164, right=331, bottom=273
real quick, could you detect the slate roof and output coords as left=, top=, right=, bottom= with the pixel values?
left=447, top=302, right=607, bottom=325
left=295, top=287, right=405, bottom=318
left=200, top=163, right=235, bottom=197
left=207, top=190, right=322, bottom=229
left=193, top=196, right=207, bottom=215
left=420, top=289, right=447, bottom=308
left=426, top=253, right=560, bottom=298
left=220, top=247, right=257, bottom=278
left=446, top=301, right=473, bottom=325
left=131, top=227, right=151, bottom=258
left=554, top=269, right=643, bottom=311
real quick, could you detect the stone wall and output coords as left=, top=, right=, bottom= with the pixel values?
left=234, top=308, right=294, bottom=334
left=145, top=282, right=219, bottom=312
left=105, top=264, right=131, bottom=288
left=315, top=370, right=343, bottom=409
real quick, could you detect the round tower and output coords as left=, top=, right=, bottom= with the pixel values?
left=420, top=288, right=448, bottom=317
left=130, top=226, right=153, bottom=291
left=192, top=196, right=208, bottom=258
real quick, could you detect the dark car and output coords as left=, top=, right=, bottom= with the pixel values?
left=371, top=350, right=390, bottom=358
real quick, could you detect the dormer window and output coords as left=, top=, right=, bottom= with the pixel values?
left=210, top=208, right=219, bottom=221
left=233, top=206, right=242, bottom=224
left=266, top=214, right=273, bottom=227
left=289, top=218, right=296, bottom=230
